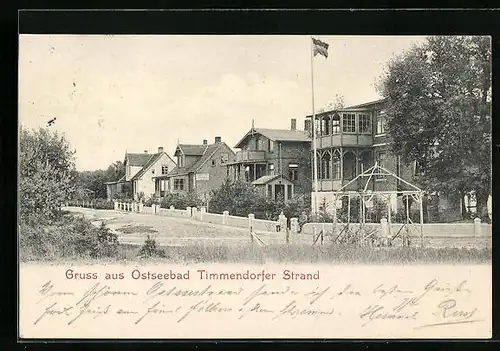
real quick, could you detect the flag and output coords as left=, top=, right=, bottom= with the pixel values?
left=312, top=37, right=329, bottom=58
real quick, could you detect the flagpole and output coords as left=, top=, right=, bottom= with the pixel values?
left=310, top=37, right=319, bottom=218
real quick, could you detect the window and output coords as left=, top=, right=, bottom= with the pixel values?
left=254, top=137, right=259, bottom=150
left=174, top=179, right=185, bottom=190
left=376, top=110, right=386, bottom=135
left=287, top=185, right=292, bottom=200
left=289, top=164, right=298, bottom=181
left=376, top=152, right=386, bottom=179
left=321, top=157, right=330, bottom=180
left=161, top=165, right=169, bottom=175
left=331, top=114, right=341, bottom=134
left=268, top=139, right=274, bottom=152
left=269, top=163, right=275, bottom=171
left=358, top=114, right=372, bottom=134
left=177, top=156, right=184, bottom=167
left=211, top=159, right=216, bottom=167
left=321, top=117, right=330, bottom=136
left=342, top=113, right=356, bottom=133
left=152, top=169, right=155, bottom=175
left=267, top=184, right=273, bottom=198
left=220, top=154, right=228, bottom=164
left=332, top=157, right=341, bottom=180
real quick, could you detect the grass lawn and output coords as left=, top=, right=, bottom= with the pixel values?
left=110, top=242, right=492, bottom=265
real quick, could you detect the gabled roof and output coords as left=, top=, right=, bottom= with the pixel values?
left=129, top=152, right=176, bottom=181
left=175, top=144, right=207, bottom=156
left=235, top=128, right=310, bottom=148
left=168, top=142, right=235, bottom=177
left=252, top=174, right=293, bottom=185
left=125, top=153, right=153, bottom=166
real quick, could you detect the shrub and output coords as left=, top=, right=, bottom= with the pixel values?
left=144, top=195, right=160, bottom=207
left=139, top=235, right=166, bottom=258
left=19, top=214, right=119, bottom=261
left=159, top=191, right=202, bottom=209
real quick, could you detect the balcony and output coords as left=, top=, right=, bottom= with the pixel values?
left=317, top=134, right=373, bottom=148
left=235, top=150, right=267, bottom=163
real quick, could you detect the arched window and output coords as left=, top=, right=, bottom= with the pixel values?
left=321, top=153, right=331, bottom=179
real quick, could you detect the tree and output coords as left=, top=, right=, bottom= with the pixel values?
left=378, top=36, right=491, bottom=220
left=75, top=160, right=126, bottom=199
left=19, top=127, right=77, bottom=221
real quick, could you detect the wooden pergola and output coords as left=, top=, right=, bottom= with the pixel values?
left=328, top=162, right=425, bottom=247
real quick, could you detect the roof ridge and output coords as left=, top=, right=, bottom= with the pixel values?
left=194, top=142, right=224, bottom=172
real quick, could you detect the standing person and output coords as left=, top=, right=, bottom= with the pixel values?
left=298, top=211, right=308, bottom=233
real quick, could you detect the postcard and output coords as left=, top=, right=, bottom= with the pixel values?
left=18, top=34, right=492, bottom=339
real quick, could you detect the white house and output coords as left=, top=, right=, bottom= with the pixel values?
left=105, top=147, right=176, bottom=201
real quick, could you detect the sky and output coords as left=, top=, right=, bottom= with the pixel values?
left=19, top=35, right=427, bottom=171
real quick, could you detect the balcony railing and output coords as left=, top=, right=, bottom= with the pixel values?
left=235, top=150, right=267, bottom=162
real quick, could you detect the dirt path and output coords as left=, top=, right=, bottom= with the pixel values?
left=64, top=207, right=296, bottom=246
left=64, top=207, right=491, bottom=249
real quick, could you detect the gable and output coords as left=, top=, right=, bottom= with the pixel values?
left=131, top=152, right=176, bottom=180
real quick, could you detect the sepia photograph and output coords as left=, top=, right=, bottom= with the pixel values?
left=18, top=33, right=492, bottom=339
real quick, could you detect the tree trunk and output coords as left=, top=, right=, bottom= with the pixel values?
left=460, top=191, right=469, bottom=220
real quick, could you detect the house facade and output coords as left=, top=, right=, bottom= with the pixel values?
left=158, top=137, right=236, bottom=200
left=226, top=119, right=311, bottom=199
left=308, top=99, right=464, bottom=221
left=105, top=147, right=176, bottom=201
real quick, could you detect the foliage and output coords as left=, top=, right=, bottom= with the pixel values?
left=19, top=214, right=119, bottom=261
left=209, top=179, right=311, bottom=221
left=378, top=36, right=491, bottom=220
left=139, top=235, right=166, bottom=258
left=19, top=127, right=77, bottom=222
left=159, top=192, right=203, bottom=209
left=75, top=160, right=126, bottom=199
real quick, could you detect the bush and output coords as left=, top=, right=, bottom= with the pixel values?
left=19, top=214, right=119, bottom=261
left=159, top=192, right=202, bottom=209
left=144, top=195, right=160, bottom=207
left=139, top=235, right=166, bottom=258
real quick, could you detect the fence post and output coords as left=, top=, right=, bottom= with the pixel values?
left=381, top=217, right=389, bottom=246
left=278, top=212, right=287, bottom=233
left=249, top=214, right=255, bottom=244
left=114, top=201, right=118, bottom=211
left=169, top=205, right=175, bottom=216
left=200, top=207, right=206, bottom=221
left=186, top=206, right=192, bottom=217
left=192, top=207, right=198, bottom=219
left=474, top=218, right=482, bottom=237
left=138, top=202, right=143, bottom=213
left=223, top=211, right=229, bottom=225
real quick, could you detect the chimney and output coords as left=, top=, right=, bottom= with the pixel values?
left=144, top=150, right=148, bottom=153
left=304, top=119, right=312, bottom=133
left=203, top=139, right=208, bottom=145
left=215, top=136, right=221, bottom=143
left=291, top=118, right=297, bottom=130
left=158, top=146, right=164, bottom=153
